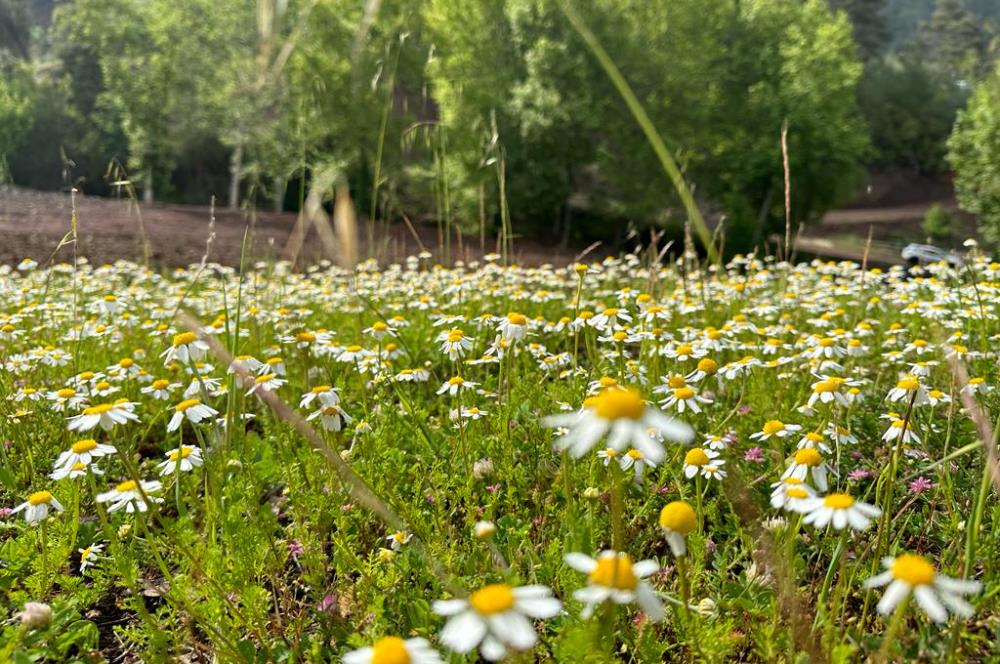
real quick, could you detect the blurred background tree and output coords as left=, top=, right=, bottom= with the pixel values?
left=0, top=0, right=999, bottom=253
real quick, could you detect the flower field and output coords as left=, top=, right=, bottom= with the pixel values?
left=1, top=251, right=998, bottom=662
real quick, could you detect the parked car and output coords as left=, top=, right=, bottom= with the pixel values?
left=901, top=243, right=964, bottom=268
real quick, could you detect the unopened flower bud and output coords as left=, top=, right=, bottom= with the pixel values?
left=583, top=486, right=601, bottom=500
left=474, top=521, right=496, bottom=540
left=473, top=458, right=494, bottom=480
left=20, top=602, right=52, bottom=629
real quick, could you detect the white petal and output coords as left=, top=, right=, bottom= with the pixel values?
left=432, top=599, right=468, bottom=616
left=515, top=596, right=561, bottom=619
left=914, top=585, right=948, bottom=623
left=488, top=611, right=536, bottom=650
left=876, top=580, right=910, bottom=616
left=564, top=553, right=597, bottom=573
left=439, top=611, right=486, bottom=653
left=636, top=584, right=665, bottom=622
left=341, top=647, right=372, bottom=664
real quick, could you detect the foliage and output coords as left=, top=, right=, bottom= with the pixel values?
left=858, top=57, right=967, bottom=174
left=0, top=62, right=34, bottom=166
left=424, top=0, right=868, bottom=246
left=948, top=61, right=1000, bottom=244
left=922, top=203, right=952, bottom=242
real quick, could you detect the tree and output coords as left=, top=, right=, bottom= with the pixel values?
left=828, top=0, right=889, bottom=62
left=423, top=0, right=868, bottom=250
left=0, top=63, right=34, bottom=169
left=858, top=56, right=966, bottom=174
left=948, top=60, right=1000, bottom=244
left=55, top=0, right=219, bottom=203
left=918, top=0, right=987, bottom=82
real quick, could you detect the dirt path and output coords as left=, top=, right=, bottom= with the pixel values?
left=0, top=187, right=571, bottom=268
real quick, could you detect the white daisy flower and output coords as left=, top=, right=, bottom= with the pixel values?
left=11, top=490, right=64, bottom=525
left=246, top=373, right=287, bottom=396
left=53, top=438, right=117, bottom=472
left=67, top=401, right=140, bottom=432
left=769, top=477, right=817, bottom=512
left=306, top=404, right=353, bottom=432
left=96, top=479, right=163, bottom=513
left=161, top=331, right=209, bottom=366
left=433, top=583, right=561, bottom=661
left=801, top=493, right=881, bottom=531
left=167, top=399, right=219, bottom=432
left=386, top=530, right=413, bottom=551
left=343, top=637, right=443, bottom=664
left=564, top=550, right=664, bottom=620
left=437, top=376, right=478, bottom=397
left=659, top=501, right=697, bottom=557
left=749, top=420, right=801, bottom=441
left=543, top=388, right=693, bottom=462
left=886, top=375, right=929, bottom=405
left=497, top=312, right=529, bottom=341
left=780, top=447, right=833, bottom=491
left=141, top=379, right=179, bottom=400
left=864, top=554, right=981, bottom=623
left=79, top=542, right=105, bottom=573
left=299, top=385, right=341, bottom=409
left=156, top=445, right=204, bottom=475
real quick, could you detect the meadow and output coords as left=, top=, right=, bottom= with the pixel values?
left=0, top=247, right=998, bottom=662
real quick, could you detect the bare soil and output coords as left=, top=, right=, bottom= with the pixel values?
left=0, top=187, right=573, bottom=268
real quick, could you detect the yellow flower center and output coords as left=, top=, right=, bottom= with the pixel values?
left=173, top=332, right=197, bottom=346
left=175, top=399, right=201, bottom=412
left=311, top=385, right=331, bottom=394
left=685, top=448, right=710, bottom=466
left=896, top=376, right=919, bottom=391
left=697, top=358, right=718, bottom=374
left=71, top=439, right=98, bottom=454
left=115, top=480, right=137, bottom=493
left=119, top=358, right=134, bottom=368
left=786, top=487, right=810, bottom=499
left=659, top=501, right=697, bottom=534
left=676, top=344, right=694, bottom=356
left=793, top=448, right=823, bottom=467
left=591, top=388, right=645, bottom=421
left=602, top=308, right=619, bottom=316
left=612, top=331, right=628, bottom=342
left=152, top=379, right=170, bottom=389
left=762, top=420, right=785, bottom=435
left=891, top=554, right=936, bottom=586
left=370, top=636, right=410, bottom=664
left=346, top=345, right=363, bottom=353
left=823, top=493, right=855, bottom=509
left=255, top=373, right=277, bottom=384
left=806, top=432, right=823, bottom=443
left=448, top=376, right=464, bottom=386
left=674, top=387, right=695, bottom=400
left=469, top=583, right=516, bottom=615
left=83, top=403, right=114, bottom=415
left=598, top=376, right=618, bottom=388
left=79, top=371, right=95, bottom=380
left=168, top=446, right=194, bottom=462
left=589, top=554, right=638, bottom=590
left=818, top=338, right=835, bottom=347
left=667, top=374, right=687, bottom=389
left=56, top=388, right=76, bottom=398
left=506, top=313, right=527, bottom=326
left=814, top=380, right=837, bottom=393
left=28, top=491, right=53, bottom=506
left=96, top=381, right=111, bottom=391
left=626, top=449, right=643, bottom=460
left=296, top=332, right=316, bottom=343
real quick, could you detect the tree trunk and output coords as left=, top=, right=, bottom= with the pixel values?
left=228, top=144, right=243, bottom=211
left=143, top=168, right=154, bottom=204
left=273, top=176, right=285, bottom=213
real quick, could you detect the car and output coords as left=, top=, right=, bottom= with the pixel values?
left=901, top=243, right=964, bottom=268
